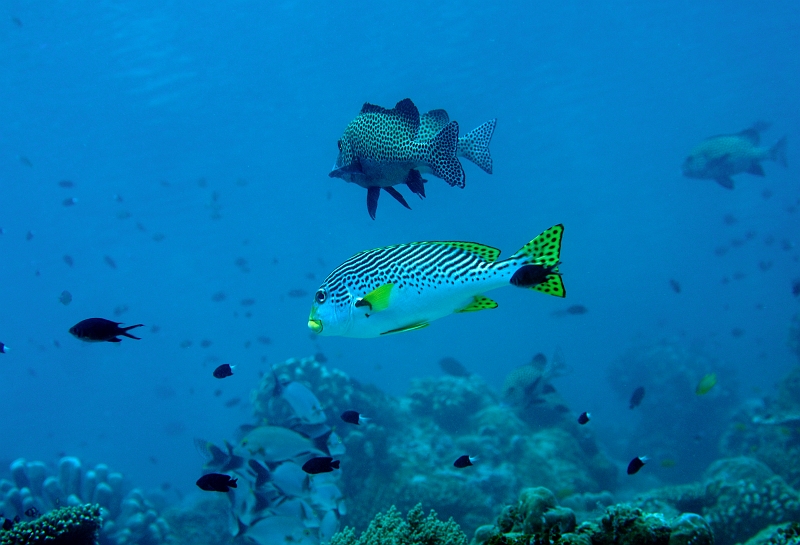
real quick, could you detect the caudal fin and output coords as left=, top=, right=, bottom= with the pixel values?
left=426, top=121, right=465, bottom=188
left=509, top=224, right=565, bottom=297
left=458, top=119, right=496, bottom=174
left=121, top=323, right=144, bottom=340
left=770, top=136, right=788, bottom=168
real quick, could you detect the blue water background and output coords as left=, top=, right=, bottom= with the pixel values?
left=0, top=0, right=797, bottom=495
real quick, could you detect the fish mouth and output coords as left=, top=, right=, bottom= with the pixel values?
left=308, top=319, right=323, bottom=334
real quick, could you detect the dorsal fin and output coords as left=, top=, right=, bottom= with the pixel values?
left=431, top=241, right=501, bottom=262
left=393, top=98, right=420, bottom=133
left=738, top=128, right=760, bottom=145
left=418, top=109, right=450, bottom=140
left=360, top=102, right=389, bottom=115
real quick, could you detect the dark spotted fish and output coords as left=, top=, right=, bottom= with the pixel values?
left=416, top=109, right=496, bottom=174
left=682, top=122, right=787, bottom=189
left=308, top=224, right=566, bottom=338
left=330, top=98, right=463, bottom=219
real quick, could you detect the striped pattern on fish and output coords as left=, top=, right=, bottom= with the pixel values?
left=308, top=224, right=565, bottom=338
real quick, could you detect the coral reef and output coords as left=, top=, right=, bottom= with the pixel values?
left=0, top=457, right=169, bottom=545
left=247, top=356, right=616, bottom=537
left=742, top=522, right=800, bottom=545
left=633, top=457, right=800, bottom=545
left=607, top=341, right=739, bottom=481
left=163, top=495, right=233, bottom=545
left=720, top=365, right=800, bottom=489
left=0, top=504, right=102, bottom=545
left=471, top=486, right=712, bottom=545
left=329, top=504, right=466, bottom=545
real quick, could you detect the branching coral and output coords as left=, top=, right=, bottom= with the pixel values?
left=329, top=504, right=466, bottom=545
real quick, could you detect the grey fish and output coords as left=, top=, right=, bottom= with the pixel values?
left=272, top=370, right=326, bottom=425
left=682, top=122, right=787, bottom=189
left=330, top=98, right=463, bottom=219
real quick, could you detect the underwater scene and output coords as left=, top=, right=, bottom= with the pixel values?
left=1, top=1, right=799, bottom=544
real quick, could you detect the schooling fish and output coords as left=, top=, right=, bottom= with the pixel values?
left=213, top=364, right=235, bottom=379
left=196, top=473, right=237, bottom=492
left=194, top=438, right=245, bottom=472
left=301, top=456, right=340, bottom=475
left=329, top=98, right=464, bottom=219
left=340, top=410, right=369, bottom=425
left=308, top=224, right=565, bottom=338
left=453, top=455, right=477, bottom=468
left=240, top=426, right=330, bottom=461
left=627, top=456, right=648, bottom=475
left=682, top=122, right=787, bottom=189
left=577, top=411, right=591, bottom=425
left=69, top=318, right=143, bottom=343
left=629, top=386, right=645, bottom=409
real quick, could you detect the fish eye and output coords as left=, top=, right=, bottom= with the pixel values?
left=315, top=289, right=327, bottom=304
left=337, top=140, right=342, bottom=152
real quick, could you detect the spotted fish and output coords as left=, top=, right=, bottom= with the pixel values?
left=307, top=224, right=565, bottom=338
left=682, top=122, right=787, bottom=189
left=416, top=109, right=496, bottom=174
left=330, top=98, right=464, bottom=219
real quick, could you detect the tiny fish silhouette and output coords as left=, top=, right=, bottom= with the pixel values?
left=301, top=456, right=340, bottom=475
left=196, top=473, right=237, bottom=492
left=629, top=386, right=645, bottom=409
left=577, top=412, right=590, bottom=425
left=213, top=364, right=235, bottom=379
left=453, top=455, right=477, bottom=468
left=340, top=410, right=369, bottom=425
left=627, top=456, right=648, bottom=475
left=0, top=342, right=9, bottom=354
left=69, top=318, right=143, bottom=343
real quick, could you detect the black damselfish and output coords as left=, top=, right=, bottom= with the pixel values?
left=629, top=386, right=645, bottom=409
left=577, top=412, right=591, bottom=425
left=213, top=364, right=235, bottom=379
left=69, top=318, right=143, bottom=343
left=627, top=456, right=648, bottom=475
left=196, top=473, right=237, bottom=492
left=341, top=410, right=368, bottom=425
left=301, top=456, right=340, bottom=474
left=0, top=342, right=8, bottom=354
left=453, top=455, right=476, bottom=468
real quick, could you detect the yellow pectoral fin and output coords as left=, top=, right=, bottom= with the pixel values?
left=380, top=321, right=429, bottom=335
left=455, top=295, right=498, bottom=313
left=355, top=283, right=394, bottom=312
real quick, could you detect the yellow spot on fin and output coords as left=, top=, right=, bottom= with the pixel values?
left=380, top=321, right=429, bottom=335
left=456, top=295, right=498, bottom=313
left=532, top=275, right=566, bottom=298
left=433, top=242, right=501, bottom=262
left=355, top=283, right=394, bottom=312
left=514, top=224, right=564, bottom=267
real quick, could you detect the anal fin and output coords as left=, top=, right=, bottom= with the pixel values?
left=746, top=162, right=765, bottom=176
left=455, top=295, right=498, bottom=313
left=383, top=186, right=411, bottom=209
left=380, top=321, right=429, bottom=335
left=715, top=176, right=734, bottom=189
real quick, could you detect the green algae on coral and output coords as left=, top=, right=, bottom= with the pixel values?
left=329, top=503, right=466, bottom=545
left=0, top=504, right=101, bottom=545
